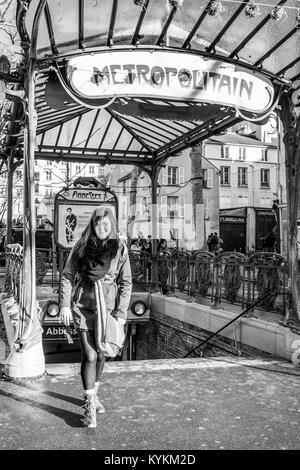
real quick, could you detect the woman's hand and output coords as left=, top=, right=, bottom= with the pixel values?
left=60, top=307, right=72, bottom=326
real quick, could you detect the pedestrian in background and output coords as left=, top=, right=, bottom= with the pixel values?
left=157, top=238, right=169, bottom=254
left=211, top=232, right=219, bottom=253
left=141, top=235, right=152, bottom=281
left=207, top=233, right=213, bottom=252
left=60, top=206, right=132, bottom=428
left=136, top=230, right=146, bottom=249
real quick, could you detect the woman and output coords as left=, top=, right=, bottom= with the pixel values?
left=157, top=238, right=166, bottom=252
left=60, top=206, right=132, bottom=428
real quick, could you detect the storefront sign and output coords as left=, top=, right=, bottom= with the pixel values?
left=66, top=50, right=275, bottom=114
left=256, top=210, right=273, bottom=216
left=220, top=216, right=246, bottom=223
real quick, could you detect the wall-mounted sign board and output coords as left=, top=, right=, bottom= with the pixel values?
left=54, top=186, right=118, bottom=249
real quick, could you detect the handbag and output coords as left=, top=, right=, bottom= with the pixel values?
left=94, top=279, right=125, bottom=357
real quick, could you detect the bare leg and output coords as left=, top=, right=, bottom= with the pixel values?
left=96, top=354, right=105, bottom=382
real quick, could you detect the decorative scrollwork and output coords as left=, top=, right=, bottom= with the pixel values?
left=36, top=251, right=48, bottom=284
left=256, top=266, right=280, bottom=308
left=223, top=262, right=242, bottom=302
left=248, top=252, right=285, bottom=309
left=219, top=252, right=246, bottom=302
left=175, top=250, right=190, bottom=292
left=129, top=251, right=146, bottom=283
left=194, top=251, right=214, bottom=295
left=157, top=250, right=170, bottom=294
left=248, top=251, right=286, bottom=267
left=5, top=244, right=23, bottom=299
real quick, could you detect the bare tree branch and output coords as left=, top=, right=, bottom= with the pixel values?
left=0, top=0, right=15, bottom=17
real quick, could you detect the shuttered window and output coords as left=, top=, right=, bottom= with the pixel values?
left=179, top=197, right=185, bottom=218
left=204, top=198, right=209, bottom=219
left=160, top=196, right=167, bottom=217
left=179, top=167, right=184, bottom=184
left=206, top=169, right=213, bottom=188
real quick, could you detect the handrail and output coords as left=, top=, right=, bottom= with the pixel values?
left=183, top=290, right=281, bottom=358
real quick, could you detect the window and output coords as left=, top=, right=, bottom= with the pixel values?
left=89, top=165, right=95, bottom=175
left=162, top=167, right=167, bottom=185
left=238, top=195, right=248, bottom=206
left=238, top=167, right=248, bottom=187
left=260, top=196, right=271, bottom=207
left=75, top=165, right=81, bottom=174
left=239, top=147, right=246, bottom=160
left=61, top=171, right=67, bottom=180
left=35, top=183, right=39, bottom=193
left=203, top=168, right=213, bottom=188
left=220, top=194, right=231, bottom=208
left=46, top=161, right=52, bottom=166
left=179, top=167, right=184, bottom=184
left=167, top=167, right=178, bottom=185
left=204, top=198, right=209, bottom=219
left=160, top=196, right=167, bottom=218
left=179, top=197, right=185, bottom=218
left=16, top=170, right=22, bottom=179
left=46, top=170, right=52, bottom=181
left=261, top=149, right=268, bottom=162
left=99, top=168, right=105, bottom=177
left=261, top=169, right=270, bottom=187
left=34, top=172, right=40, bottom=181
left=220, top=166, right=230, bottom=185
left=221, top=146, right=229, bottom=158
left=167, top=196, right=179, bottom=217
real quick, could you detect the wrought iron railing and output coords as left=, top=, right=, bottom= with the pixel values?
left=5, top=245, right=61, bottom=290
left=5, top=243, right=24, bottom=304
left=151, top=250, right=288, bottom=316
left=4, top=245, right=288, bottom=316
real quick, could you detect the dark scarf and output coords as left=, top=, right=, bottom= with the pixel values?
left=79, top=238, right=118, bottom=283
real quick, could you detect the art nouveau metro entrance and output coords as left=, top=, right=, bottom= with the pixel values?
left=0, top=0, right=300, bottom=377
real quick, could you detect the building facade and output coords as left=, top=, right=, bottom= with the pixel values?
left=113, top=147, right=220, bottom=250
left=204, top=128, right=278, bottom=252
left=0, top=119, right=282, bottom=255
left=0, top=160, right=110, bottom=228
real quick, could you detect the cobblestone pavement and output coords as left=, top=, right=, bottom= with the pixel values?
left=0, top=357, right=300, bottom=450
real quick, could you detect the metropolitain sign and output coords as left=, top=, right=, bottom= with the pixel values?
left=66, top=50, right=275, bottom=114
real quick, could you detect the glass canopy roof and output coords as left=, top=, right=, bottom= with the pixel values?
left=2, top=0, right=299, bottom=169
left=23, top=0, right=299, bottom=82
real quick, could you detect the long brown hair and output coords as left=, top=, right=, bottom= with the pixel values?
left=75, top=206, right=119, bottom=259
